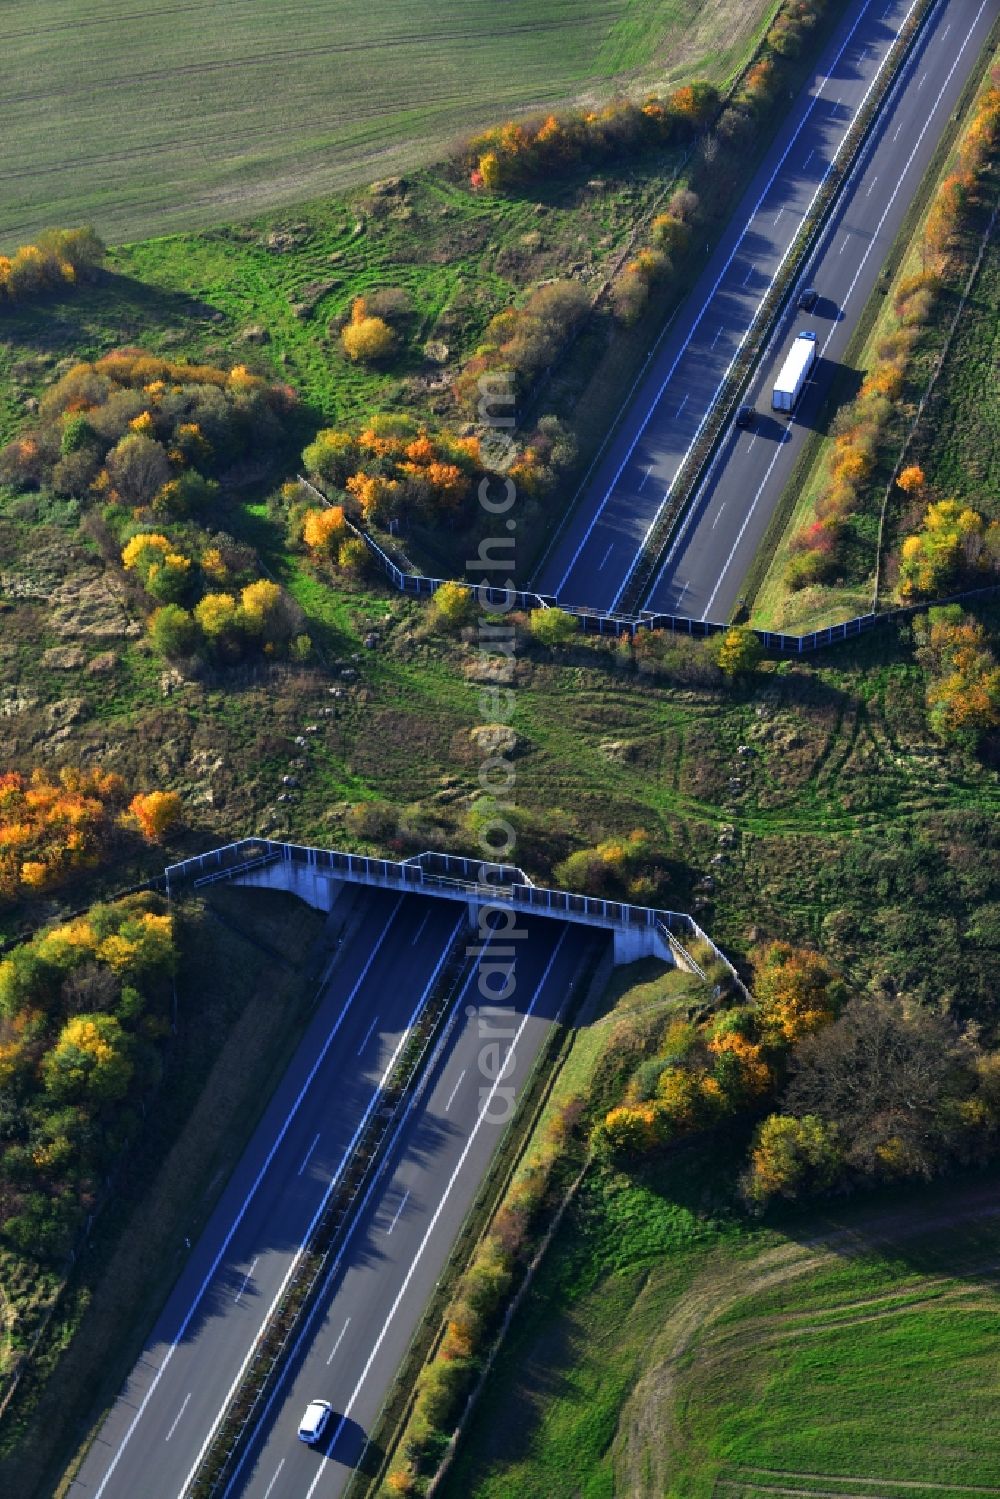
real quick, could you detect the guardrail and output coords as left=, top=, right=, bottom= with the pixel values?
left=165, top=839, right=748, bottom=998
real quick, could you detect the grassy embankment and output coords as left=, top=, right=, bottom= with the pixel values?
left=437, top=964, right=1000, bottom=1499
left=0, top=0, right=772, bottom=249
left=748, top=37, right=1000, bottom=634
left=0, top=886, right=331, bottom=1499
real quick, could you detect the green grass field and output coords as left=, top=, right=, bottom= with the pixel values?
left=440, top=1148, right=1000, bottom=1499
left=0, top=0, right=774, bottom=249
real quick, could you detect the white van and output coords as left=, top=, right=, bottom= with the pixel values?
left=298, top=1399, right=333, bottom=1444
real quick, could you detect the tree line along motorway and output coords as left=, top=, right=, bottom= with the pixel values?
left=536, top=0, right=998, bottom=622
left=68, top=889, right=592, bottom=1498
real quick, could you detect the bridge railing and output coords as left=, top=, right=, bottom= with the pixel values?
left=165, top=839, right=747, bottom=996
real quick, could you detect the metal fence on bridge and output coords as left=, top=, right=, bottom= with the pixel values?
left=164, top=839, right=746, bottom=996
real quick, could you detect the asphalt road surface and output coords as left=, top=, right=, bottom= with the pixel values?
left=536, top=0, right=996, bottom=616
left=70, top=890, right=469, bottom=1499
left=230, top=915, right=589, bottom=1499
left=646, top=0, right=997, bottom=623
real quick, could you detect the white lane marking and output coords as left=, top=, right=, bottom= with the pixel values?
left=384, top=1189, right=410, bottom=1236
left=866, top=175, right=878, bottom=195
left=803, top=149, right=814, bottom=170
left=164, top=1394, right=191, bottom=1443
left=839, top=232, right=850, bottom=253
left=942, top=22, right=950, bottom=37
left=174, top=911, right=465, bottom=1499
left=747, top=434, right=758, bottom=453
left=233, top=1256, right=259, bottom=1301
left=882, top=2, right=893, bottom=16
left=297, top=1134, right=321, bottom=1177
left=711, top=503, right=727, bottom=531
left=676, top=393, right=689, bottom=417
left=711, top=325, right=724, bottom=348
left=598, top=542, right=615, bottom=571
left=773, top=207, right=783, bottom=224
left=411, top=910, right=431, bottom=945
left=222, top=936, right=508, bottom=1498
left=356, top=1014, right=379, bottom=1057
left=601, top=0, right=928, bottom=615
left=741, top=262, right=755, bottom=286
left=549, top=0, right=916, bottom=604
left=444, top=1069, right=467, bottom=1114
left=262, top=1460, right=284, bottom=1499
left=90, top=894, right=408, bottom=1499
left=638, top=463, right=652, bottom=491
left=918, top=70, right=926, bottom=88
left=702, top=431, right=792, bottom=620
left=326, top=1317, right=351, bottom=1365
left=305, top=933, right=571, bottom=1499
left=894, top=121, right=903, bottom=139
left=673, top=580, right=690, bottom=610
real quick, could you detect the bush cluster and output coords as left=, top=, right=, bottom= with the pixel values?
left=913, top=605, right=1000, bottom=747
left=297, top=410, right=575, bottom=539
left=0, top=768, right=127, bottom=904
left=610, top=189, right=700, bottom=325
left=452, top=280, right=591, bottom=410
left=0, top=769, right=182, bottom=906
left=466, top=84, right=720, bottom=193
left=0, top=347, right=295, bottom=507
left=554, top=829, right=671, bottom=908
left=899, top=496, right=1000, bottom=600
left=744, top=994, right=1000, bottom=1205
left=592, top=941, right=844, bottom=1159
left=0, top=895, right=178, bottom=1261
left=0, top=226, right=105, bottom=304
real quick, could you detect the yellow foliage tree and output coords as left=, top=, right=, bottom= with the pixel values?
left=714, top=626, right=763, bottom=676
left=239, top=579, right=282, bottom=633
left=194, top=591, right=239, bottom=638
left=127, top=790, right=183, bottom=843
left=341, top=299, right=397, bottom=363
left=301, top=505, right=347, bottom=554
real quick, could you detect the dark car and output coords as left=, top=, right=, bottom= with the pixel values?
left=797, top=286, right=818, bottom=312
left=735, top=405, right=755, bottom=429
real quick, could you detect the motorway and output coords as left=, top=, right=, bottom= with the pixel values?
left=68, top=889, right=590, bottom=1499
left=232, top=915, right=586, bottom=1499
left=536, top=0, right=998, bottom=620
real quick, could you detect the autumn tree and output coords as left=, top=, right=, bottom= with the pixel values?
left=431, top=580, right=475, bottom=630
left=753, top=941, right=843, bottom=1047
left=896, top=464, right=925, bottom=494
left=126, top=791, right=182, bottom=843
left=780, top=997, right=976, bottom=1186
left=42, top=1013, right=133, bottom=1103
left=148, top=603, right=198, bottom=658
left=341, top=297, right=397, bottom=363
left=714, top=625, right=763, bottom=676
left=529, top=608, right=578, bottom=648
left=301, top=505, right=347, bottom=555
left=743, top=1113, right=840, bottom=1205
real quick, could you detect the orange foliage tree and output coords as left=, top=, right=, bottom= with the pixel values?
left=126, top=791, right=183, bottom=843
left=0, top=768, right=127, bottom=902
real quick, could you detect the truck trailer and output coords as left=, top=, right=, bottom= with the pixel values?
left=772, top=330, right=817, bottom=413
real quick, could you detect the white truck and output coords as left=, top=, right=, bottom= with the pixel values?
left=771, top=330, right=817, bottom=413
